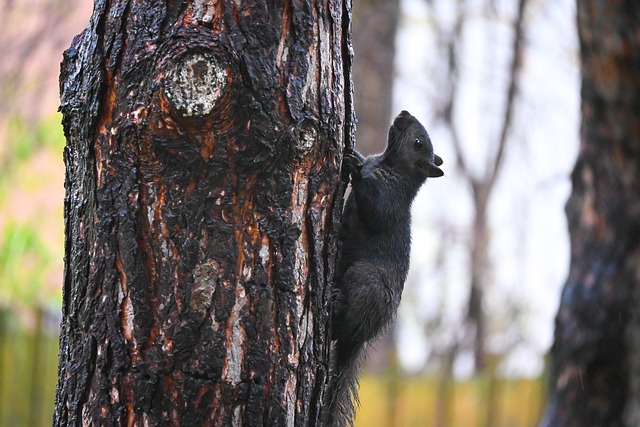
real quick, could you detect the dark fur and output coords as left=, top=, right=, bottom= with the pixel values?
left=326, top=111, right=443, bottom=427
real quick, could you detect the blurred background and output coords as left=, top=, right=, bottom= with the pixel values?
left=0, top=0, right=578, bottom=425
left=353, top=1, right=577, bottom=425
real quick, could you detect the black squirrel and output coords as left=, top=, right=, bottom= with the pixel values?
left=326, top=111, right=443, bottom=427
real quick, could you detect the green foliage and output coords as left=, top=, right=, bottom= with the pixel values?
left=4, top=115, right=65, bottom=164
left=0, top=114, right=64, bottom=424
left=9, top=117, right=40, bottom=162
left=0, top=114, right=66, bottom=311
left=0, top=222, right=51, bottom=307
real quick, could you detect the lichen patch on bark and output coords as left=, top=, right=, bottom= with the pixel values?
left=191, top=260, right=220, bottom=315
left=163, top=52, right=228, bottom=117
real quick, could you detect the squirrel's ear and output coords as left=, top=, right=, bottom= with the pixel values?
left=392, top=110, right=415, bottom=130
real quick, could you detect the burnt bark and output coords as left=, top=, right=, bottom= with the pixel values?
left=54, top=1, right=355, bottom=426
left=540, top=1, right=640, bottom=426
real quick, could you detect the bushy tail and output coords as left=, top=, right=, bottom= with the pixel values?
left=324, top=340, right=364, bottom=427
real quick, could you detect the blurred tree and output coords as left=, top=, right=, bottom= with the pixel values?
left=540, top=1, right=640, bottom=426
left=53, top=1, right=354, bottom=425
left=352, top=0, right=400, bottom=155
left=428, top=0, right=530, bottom=374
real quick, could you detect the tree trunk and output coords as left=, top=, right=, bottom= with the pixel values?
left=468, top=192, right=488, bottom=372
left=53, top=1, right=355, bottom=426
left=540, top=1, right=640, bottom=426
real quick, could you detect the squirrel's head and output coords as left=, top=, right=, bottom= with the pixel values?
left=386, top=110, right=444, bottom=180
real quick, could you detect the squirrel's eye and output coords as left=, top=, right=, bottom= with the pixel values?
left=414, top=138, right=423, bottom=149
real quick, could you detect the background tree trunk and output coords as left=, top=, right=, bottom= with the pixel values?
left=540, top=1, right=640, bottom=426
left=53, top=1, right=355, bottom=425
left=351, top=0, right=399, bottom=155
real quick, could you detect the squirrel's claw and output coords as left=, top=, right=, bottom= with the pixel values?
left=342, top=152, right=364, bottom=181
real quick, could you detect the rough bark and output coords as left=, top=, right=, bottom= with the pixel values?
left=540, top=1, right=640, bottom=426
left=54, top=1, right=355, bottom=426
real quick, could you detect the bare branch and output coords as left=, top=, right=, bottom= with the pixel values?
left=441, top=0, right=476, bottom=183
left=484, top=0, right=529, bottom=190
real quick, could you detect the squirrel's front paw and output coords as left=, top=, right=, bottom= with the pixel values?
left=342, top=152, right=364, bottom=181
